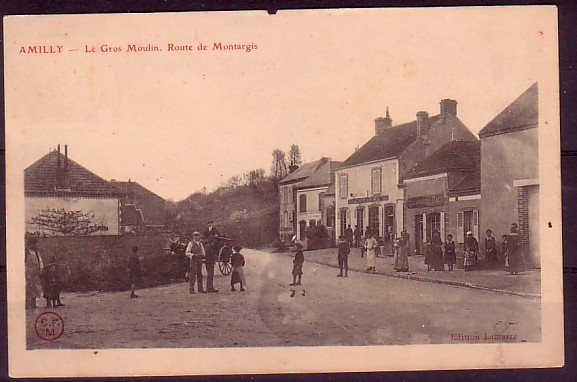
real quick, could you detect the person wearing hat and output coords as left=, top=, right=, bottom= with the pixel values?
left=505, top=223, right=524, bottom=275
left=185, top=232, right=206, bottom=294
left=203, top=220, right=220, bottom=293
left=290, top=243, right=305, bottom=286
left=337, top=235, right=350, bottom=277
left=463, top=231, right=479, bottom=271
left=230, top=246, right=246, bottom=291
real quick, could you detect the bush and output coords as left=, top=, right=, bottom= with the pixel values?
left=306, top=225, right=329, bottom=250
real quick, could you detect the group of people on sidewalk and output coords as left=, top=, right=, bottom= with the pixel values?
left=331, top=222, right=526, bottom=276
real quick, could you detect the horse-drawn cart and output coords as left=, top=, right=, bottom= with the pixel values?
left=167, top=235, right=234, bottom=276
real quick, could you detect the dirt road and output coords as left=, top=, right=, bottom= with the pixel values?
left=27, top=248, right=541, bottom=349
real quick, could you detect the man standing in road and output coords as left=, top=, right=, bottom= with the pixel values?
left=337, top=235, right=350, bottom=277
left=186, top=232, right=206, bottom=294
left=203, top=220, right=220, bottom=293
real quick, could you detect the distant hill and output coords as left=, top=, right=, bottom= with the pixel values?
left=169, top=179, right=279, bottom=248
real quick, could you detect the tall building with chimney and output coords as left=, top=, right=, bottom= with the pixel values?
left=334, top=99, right=477, bottom=241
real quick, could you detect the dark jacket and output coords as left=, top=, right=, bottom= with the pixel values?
left=231, top=252, right=245, bottom=267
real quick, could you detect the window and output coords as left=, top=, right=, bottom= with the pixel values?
left=356, top=207, right=364, bottom=234
left=339, top=208, right=348, bottom=236
left=282, top=187, right=289, bottom=204
left=299, top=194, right=307, bottom=212
left=283, top=211, right=289, bottom=227
left=318, top=193, right=323, bottom=212
left=426, top=212, right=441, bottom=242
left=371, top=168, right=382, bottom=195
left=299, top=220, right=306, bottom=241
left=339, top=174, right=348, bottom=199
left=368, top=206, right=380, bottom=237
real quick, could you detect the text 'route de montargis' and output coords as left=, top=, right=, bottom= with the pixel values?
left=18, top=42, right=259, bottom=54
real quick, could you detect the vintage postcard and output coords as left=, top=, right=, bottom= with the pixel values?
left=5, top=6, right=563, bottom=377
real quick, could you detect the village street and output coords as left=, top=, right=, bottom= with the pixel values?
left=27, top=249, right=541, bottom=349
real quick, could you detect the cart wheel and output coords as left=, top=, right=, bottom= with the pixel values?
left=219, top=261, right=232, bottom=275
left=218, top=245, right=233, bottom=275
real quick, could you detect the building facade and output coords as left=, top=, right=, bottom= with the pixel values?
left=403, top=140, right=481, bottom=256
left=294, top=159, right=341, bottom=247
left=278, top=158, right=331, bottom=243
left=335, top=99, right=478, bottom=241
left=25, top=145, right=121, bottom=236
left=110, top=180, right=166, bottom=234
left=479, top=83, right=539, bottom=267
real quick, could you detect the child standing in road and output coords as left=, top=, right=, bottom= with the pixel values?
left=291, top=243, right=304, bottom=286
left=230, top=246, right=246, bottom=291
left=127, top=246, right=142, bottom=298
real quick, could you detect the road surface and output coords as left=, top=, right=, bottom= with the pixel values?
left=27, top=248, right=541, bottom=349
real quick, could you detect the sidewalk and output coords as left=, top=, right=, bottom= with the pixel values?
left=274, top=246, right=541, bottom=298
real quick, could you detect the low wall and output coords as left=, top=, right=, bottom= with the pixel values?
left=35, top=234, right=187, bottom=292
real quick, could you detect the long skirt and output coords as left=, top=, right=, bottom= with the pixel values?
left=394, top=247, right=409, bottom=271
left=506, top=250, right=525, bottom=274
left=366, top=249, right=376, bottom=268
left=231, top=266, right=247, bottom=285
left=463, top=249, right=477, bottom=270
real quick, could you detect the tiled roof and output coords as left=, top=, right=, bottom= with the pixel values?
left=110, top=180, right=164, bottom=201
left=479, top=82, right=538, bottom=138
left=24, top=150, right=119, bottom=197
left=297, top=160, right=342, bottom=190
left=406, top=140, right=480, bottom=178
left=450, top=172, right=481, bottom=195
left=279, top=157, right=328, bottom=184
left=323, top=182, right=336, bottom=196
left=341, top=116, right=441, bottom=168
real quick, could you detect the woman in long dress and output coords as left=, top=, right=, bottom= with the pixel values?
left=463, top=231, right=479, bottom=271
left=506, top=223, right=525, bottom=275
left=429, top=230, right=444, bottom=271
left=364, top=233, right=378, bottom=272
left=393, top=237, right=408, bottom=272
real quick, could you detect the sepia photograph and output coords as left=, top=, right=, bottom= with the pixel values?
left=5, top=6, right=563, bottom=377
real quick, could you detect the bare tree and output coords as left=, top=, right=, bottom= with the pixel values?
left=227, top=175, right=242, bottom=189
left=288, top=144, right=302, bottom=166
left=28, top=208, right=109, bottom=236
left=271, top=149, right=288, bottom=181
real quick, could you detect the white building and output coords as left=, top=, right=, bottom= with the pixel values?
left=335, top=101, right=478, bottom=240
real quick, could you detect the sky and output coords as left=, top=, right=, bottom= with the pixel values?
left=5, top=7, right=557, bottom=200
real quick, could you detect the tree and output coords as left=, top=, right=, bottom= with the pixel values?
left=227, top=175, right=242, bottom=189
left=288, top=144, right=302, bottom=166
left=244, top=168, right=266, bottom=185
left=271, top=149, right=288, bottom=181
left=28, top=208, right=109, bottom=236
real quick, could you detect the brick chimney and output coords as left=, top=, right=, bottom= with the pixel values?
left=440, top=99, right=457, bottom=116
left=416, top=111, right=429, bottom=141
left=288, top=160, right=299, bottom=173
left=64, top=144, right=69, bottom=171
left=374, top=107, right=393, bottom=135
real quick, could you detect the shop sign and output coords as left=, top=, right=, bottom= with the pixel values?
left=348, top=195, right=389, bottom=205
left=406, top=194, right=445, bottom=208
